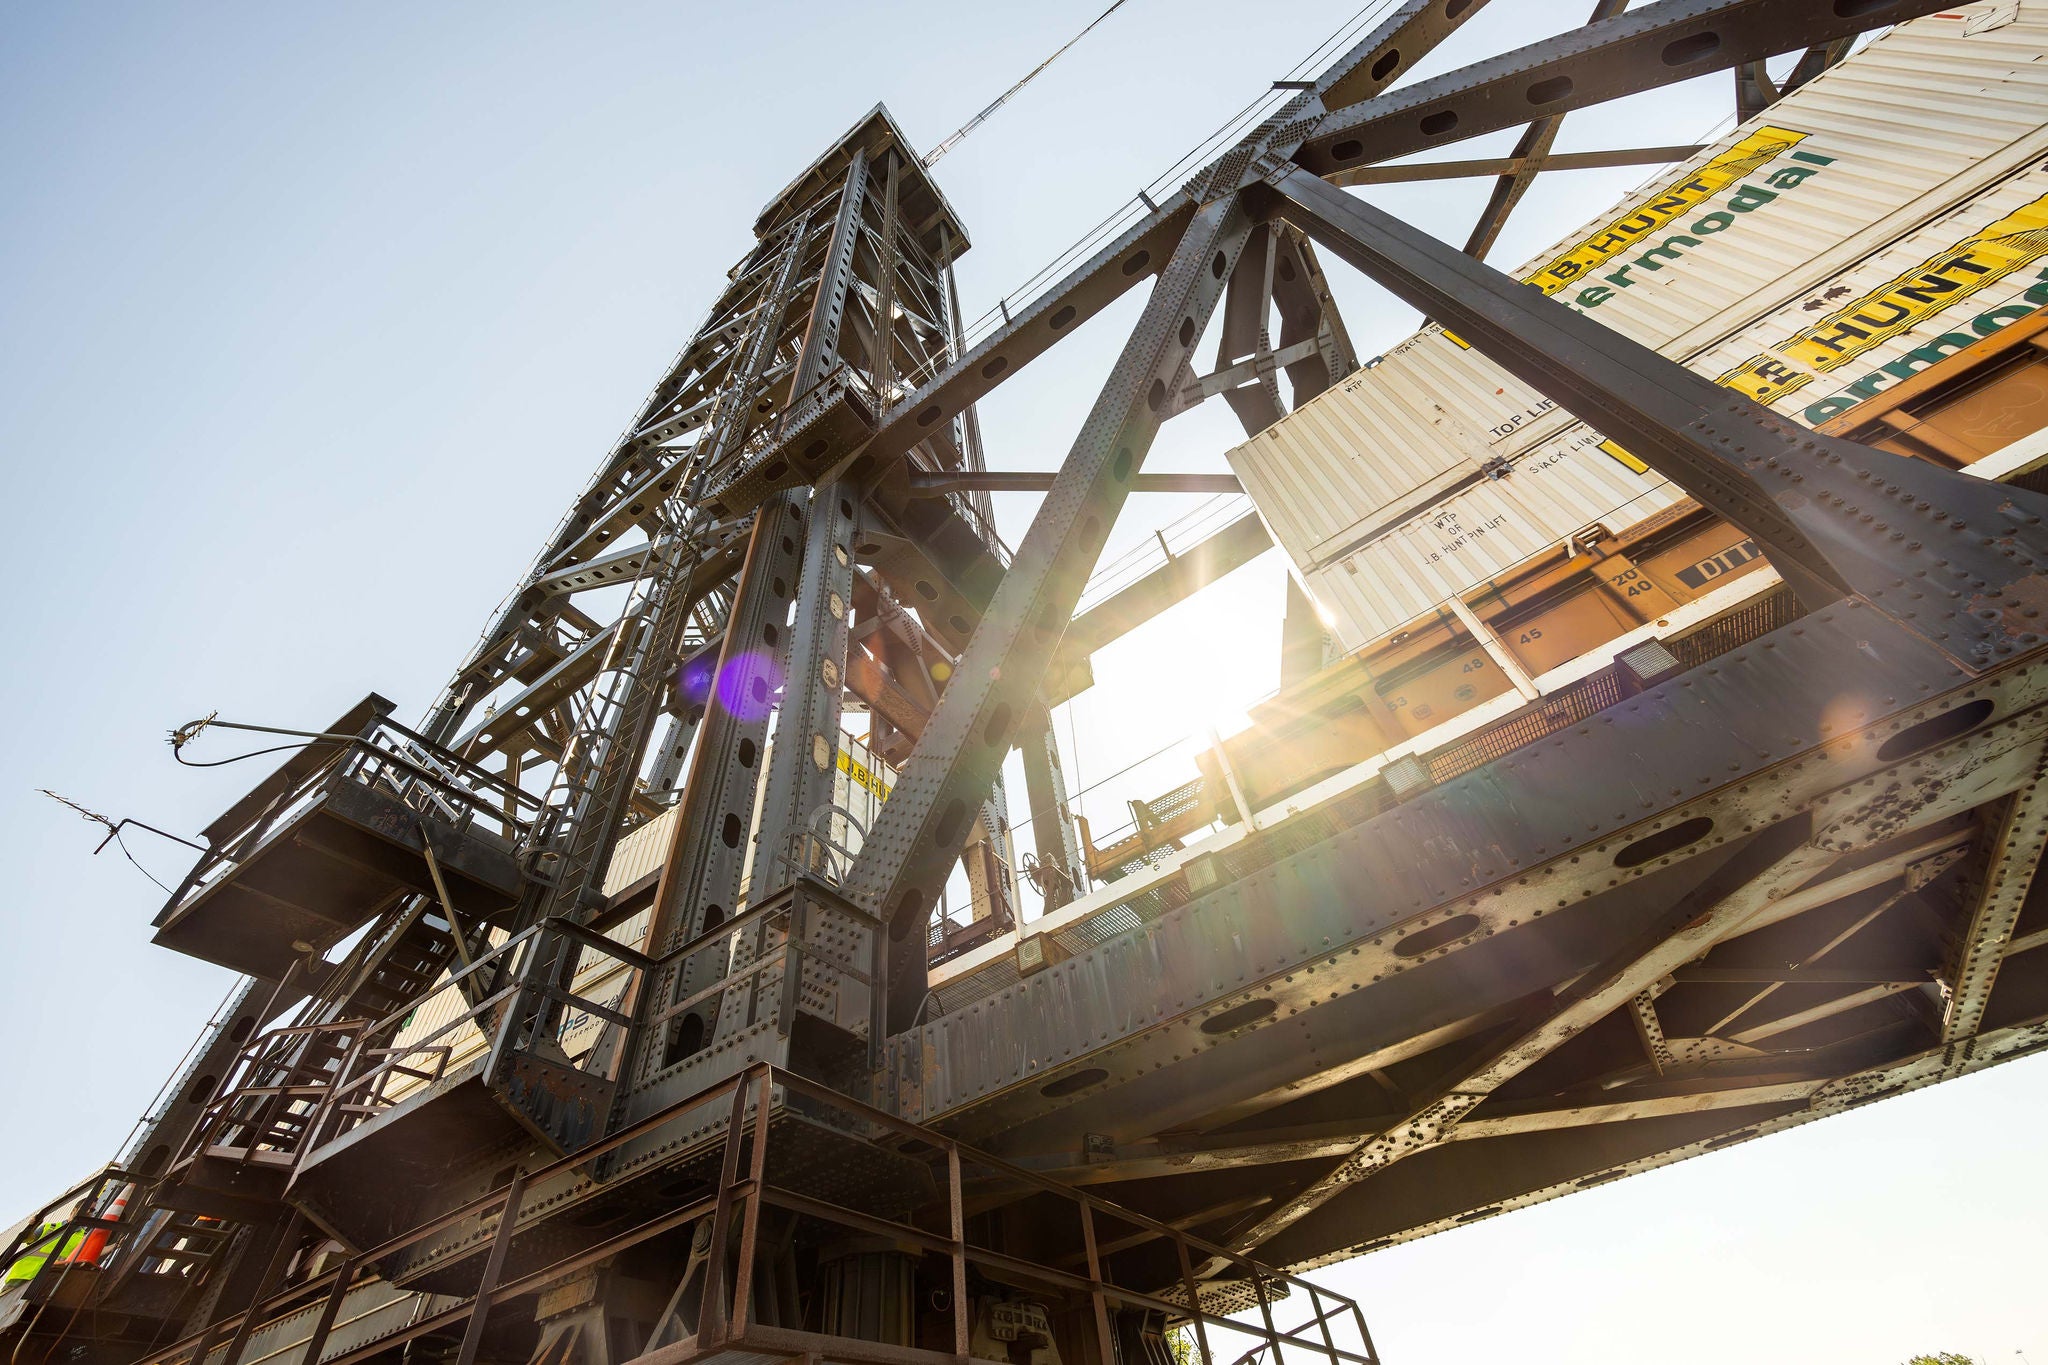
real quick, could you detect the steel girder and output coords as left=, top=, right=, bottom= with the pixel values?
left=1290, top=0, right=1956, bottom=179
left=750, top=479, right=863, bottom=895
left=1207, top=819, right=1839, bottom=1266
left=630, top=492, right=811, bottom=1086
left=891, top=615, right=2048, bottom=1269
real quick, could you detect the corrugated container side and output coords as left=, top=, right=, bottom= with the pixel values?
left=1230, top=4, right=2048, bottom=645
left=603, top=807, right=677, bottom=896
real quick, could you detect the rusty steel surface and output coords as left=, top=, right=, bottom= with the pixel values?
left=9, top=5, right=2045, bottom=1365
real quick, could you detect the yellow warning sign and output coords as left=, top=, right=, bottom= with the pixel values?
left=1717, top=353, right=1815, bottom=406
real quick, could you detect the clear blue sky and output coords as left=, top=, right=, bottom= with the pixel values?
left=2, top=3, right=2041, bottom=1361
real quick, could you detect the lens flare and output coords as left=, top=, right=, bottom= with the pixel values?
left=715, top=650, right=784, bottom=721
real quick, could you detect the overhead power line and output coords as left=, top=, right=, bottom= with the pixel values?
left=922, top=0, right=1134, bottom=167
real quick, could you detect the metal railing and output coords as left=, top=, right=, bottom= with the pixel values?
left=161, top=715, right=544, bottom=925
left=186, top=1021, right=380, bottom=1168
left=110, top=1064, right=1378, bottom=1365
left=297, top=918, right=653, bottom=1153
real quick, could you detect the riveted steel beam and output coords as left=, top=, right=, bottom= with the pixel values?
left=1007, top=1074, right=1833, bottom=1187
left=1257, top=164, right=2048, bottom=669
left=1459, top=0, right=1630, bottom=262
left=1206, top=820, right=1834, bottom=1267
left=1330, top=145, right=1706, bottom=186
left=793, top=149, right=871, bottom=397
left=1292, top=0, right=1958, bottom=179
left=1942, top=756, right=2048, bottom=1047
left=626, top=492, right=811, bottom=1090
left=844, top=195, right=1260, bottom=1030
left=751, top=482, right=862, bottom=896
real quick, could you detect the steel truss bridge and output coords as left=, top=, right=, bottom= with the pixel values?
left=8, top=4, right=2047, bottom=1365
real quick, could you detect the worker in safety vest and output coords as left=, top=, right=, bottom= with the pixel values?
left=2, top=1221, right=87, bottom=1290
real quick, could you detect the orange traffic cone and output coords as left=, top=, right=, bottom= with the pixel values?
left=70, top=1185, right=130, bottom=1266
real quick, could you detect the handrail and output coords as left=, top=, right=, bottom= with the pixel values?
left=0, top=1166, right=126, bottom=1277
left=299, top=915, right=668, bottom=1152
left=121, top=1062, right=1376, bottom=1365
left=161, top=718, right=548, bottom=924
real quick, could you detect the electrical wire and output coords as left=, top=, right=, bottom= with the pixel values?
left=37, top=789, right=203, bottom=895
left=922, top=0, right=1136, bottom=167
left=172, top=741, right=325, bottom=768
left=167, top=712, right=353, bottom=768
left=109, top=829, right=176, bottom=895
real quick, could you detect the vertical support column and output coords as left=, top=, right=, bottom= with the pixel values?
left=845, top=195, right=1257, bottom=1029
left=946, top=1145, right=969, bottom=1360
left=872, top=153, right=901, bottom=403
left=942, top=233, right=995, bottom=522
left=631, top=137, right=878, bottom=1084
left=646, top=705, right=703, bottom=805
left=716, top=138, right=877, bottom=1050
left=1022, top=705, right=1085, bottom=912
left=633, top=494, right=808, bottom=1081
left=753, top=484, right=860, bottom=888
left=794, top=149, right=870, bottom=396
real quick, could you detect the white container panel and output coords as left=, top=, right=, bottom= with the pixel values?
left=1306, top=452, right=1686, bottom=640
left=1235, top=3, right=2048, bottom=646
left=603, top=806, right=677, bottom=896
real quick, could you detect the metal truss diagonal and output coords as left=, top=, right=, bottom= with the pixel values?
left=1459, top=0, right=1629, bottom=262
left=1292, top=0, right=1957, bottom=179
left=1943, top=757, right=2048, bottom=1048
left=844, top=195, right=1259, bottom=1026
left=1213, top=821, right=1835, bottom=1266
left=1256, top=164, right=2048, bottom=669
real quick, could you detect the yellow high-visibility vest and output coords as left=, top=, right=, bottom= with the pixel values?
left=3, top=1223, right=86, bottom=1288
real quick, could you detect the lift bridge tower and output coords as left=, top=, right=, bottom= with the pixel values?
left=10, top=2, right=2048, bottom=1365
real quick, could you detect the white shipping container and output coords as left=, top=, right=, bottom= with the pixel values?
left=1230, top=2, right=2048, bottom=645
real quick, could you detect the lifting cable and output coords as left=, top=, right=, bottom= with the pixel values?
left=922, top=0, right=1135, bottom=167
